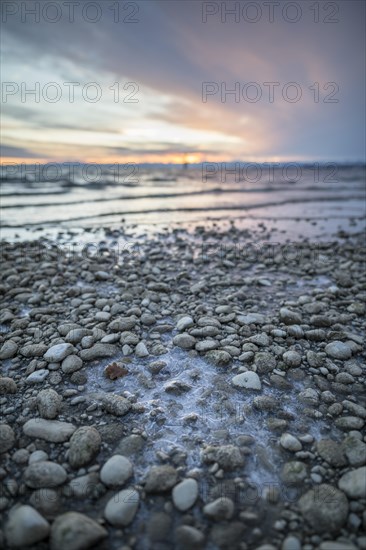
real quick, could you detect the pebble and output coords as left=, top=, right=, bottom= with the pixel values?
left=0, top=424, right=15, bottom=453
left=100, top=393, right=132, bottom=416
left=203, top=497, right=234, bottom=520
left=175, top=525, right=205, bottom=547
left=50, top=511, right=107, bottom=550
left=24, top=461, right=67, bottom=488
left=282, top=535, right=301, bottom=550
left=280, top=433, right=302, bottom=452
left=144, top=465, right=178, bottom=492
left=280, top=307, right=302, bottom=325
left=44, top=343, right=75, bottom=362
left=135, top=341, right=149, bottom=357
left=79, top=343, right=117, bottom=361
left=61, top=355, right=83, bottom=373
left=68, top=426, right=101, bottom=468
left=232, top=371, right=261, bottom=390
left=26, top=369, right=49, bottom=384
left=0, top=377, right=17, bottom=394
left=176, top=316, right=194, bottom=331
left=338, top=467, right=366, bottom=499
left=205, top=350, right=231, bottom=366
left=325, top=341, right=352, bottom=360
left=0, top=340, right=18, bottom=359
left=283, top=350, right=301, bottom=367
left=172, top=478, right=198, bottom=511
left=298, top=484, right=348, bottom=533
left=104, top=488, right=139, bottom=526
left=36, top=389, right=62, bottom=419
left=100, top=455, right=133, bottom=487
left=173, top=333, right=196, bottom=349
left=23, top=419, right=76, bottom=442
left=5, top=505, right=50, bottom=547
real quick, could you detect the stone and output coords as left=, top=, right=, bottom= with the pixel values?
left=114, top=434, right=145, bottom=456
left=205, top=350, right=231, bottom=366
left=36, top=389, right=62, bottom=419
left=44, top=343, right=75, bottom=362
left=203, top=497, right=234, bottom=520
left=201, top=445, right=244, bottom=471
left=30, top=488, right=61, bottom=519
left=20, top=344, right=48, bottom=358
left=237, top=313, right=266, bottom=325
left=280, top=433, right=302, bottom=452
left=26, top=369, right=49, bottom=384
left=101, top=394, right=131, bottom=416
left=0, top=377, right=17, bottom=394
left=175, top=525, right=205, bottom=548
left=24, top=461, right=67, bottom=488
left=0, top=424, right=15, bottom=453
left=335, top=416, right=364, bottom=431
left=338, top=467, right=366, bottom=499
left=317, top=439, right=347, bottom=467
left=50, top=512, right=107, bottom=550
left=23, top=419, right=76, bottom=442
left=279, top=308, right=302, bottom=325
left=232, top=371, right=261, bottom=390
left=61, top=355, right=83, bottom=373
left=68, top=426, right=101, bottom=469
left=104, top=488, right=139, bottom=527
left=325, top=341, right=352, bottom=360
left=177, top=316, right=194, bottom=331
left=144, top=465, right=178, bottom=492
left=80, top=343, right=117, bottom=361
left=0, top=340, right=18, bottom=360
left=172, top=478, right=198, bottom=511
left=298, top=484, right=348, bottom=533
left=100, top=455, right=133, bottom=487
left=283, top=351, right=301, bottom=368
left=254, top=352, right=276, bottom=373
left=342, top=435, right=366, bottom=466
left=282, top=536, right=301, bottom=550
left=147, top=512, right=172, bottom=542
left=173, top=333, right=196, bottom=349
left=281, top=461, right=308, bottom=485
left=5, top=505, right=49, bottom=547
left=135, top=342, right=149, bottom=357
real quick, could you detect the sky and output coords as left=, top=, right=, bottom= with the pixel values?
left=1, top=0, right=365, bottom=163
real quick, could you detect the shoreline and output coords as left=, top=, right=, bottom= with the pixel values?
left=0, top=222, right=365, bottom=549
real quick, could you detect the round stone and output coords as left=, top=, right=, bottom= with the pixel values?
left=50, top=512, right=107, bottom=550
left=203, top=497, right=234, bottom=520
left=172, top=478, right=198, bottom=511
left=68, top=427, right=101, bottom=469
left=61, top=355, right=83, bottom=374
left=325, top=341, right=352, bottom=360
left=37, top=389, right=62, bottom=419
left=0, top=424, right=15, bottom=453
left=100, top=455, right=133, bottom=487
left=5, top=505, right=49, bottom=547
left=280, top=433, right=302, bottom=452
left=104, top=488, right=139, bottom=527
left=298, top=484, right=348, bottom=533
left=281, top=461, right=308, bottom=485
left=283, top=351, right=301, bottom=368
left=44, top=343, right=75, bottom=363
left=24, top=461, right=67, bottom=488
left=338, top=467, right=366, bottom=499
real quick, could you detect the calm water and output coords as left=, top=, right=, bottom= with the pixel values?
left=1, top=163, right=365, bottom=240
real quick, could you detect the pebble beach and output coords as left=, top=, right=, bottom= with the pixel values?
left=1, top=215, right=365, bottom=550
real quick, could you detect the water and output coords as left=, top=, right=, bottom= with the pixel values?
left=1, top=163, right=365, bottom=240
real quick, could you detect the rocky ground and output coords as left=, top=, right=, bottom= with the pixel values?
left=0, top=224, right=365, bottom=550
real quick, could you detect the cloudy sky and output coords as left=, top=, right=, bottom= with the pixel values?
left=1, top=0, right=365, bottom=163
